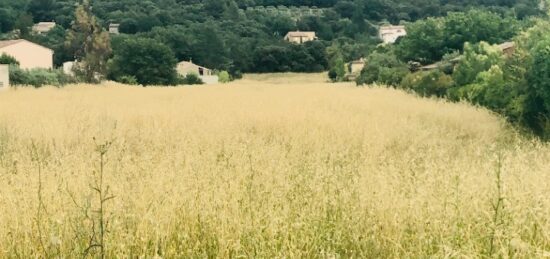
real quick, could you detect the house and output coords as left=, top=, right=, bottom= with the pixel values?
left=0, top=65, right=8, bottom=90
left=284, top=31, right=317, bottom=44
left=498, top=41, right=516, bottom=56
left=177, top=61, right=219, bottom=84
left=0, top=40, right=53, bottom=69
left=32, top=22, right=56, bottom=34
left=379, top=25, right=407, bottom=44
left=63, top=61, right=76, bottom=76
left=349, top=58, right=366, bottom=74
left=109, top=23, right=120, bottom=34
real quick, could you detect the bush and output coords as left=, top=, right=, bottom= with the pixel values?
left=180, top=73, right=203, bottom=85
left=401, top=70, right=454, bottom=98
left=8, top=65, right=76, bottom=87
left=116, top=75, right=139, bottom=85
left=0, top=54, right=19, bottom=66
left=218, top=71, right=231, bottom=83
left=356, top=52, right=409, bottom=86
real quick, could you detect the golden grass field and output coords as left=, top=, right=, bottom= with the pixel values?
left=0, top=73, right=549, bottom=258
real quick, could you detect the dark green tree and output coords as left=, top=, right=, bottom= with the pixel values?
left=108, top=38, right=178, bottom=86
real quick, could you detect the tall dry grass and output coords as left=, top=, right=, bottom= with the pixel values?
left=0, top=74, right=549, bottom=258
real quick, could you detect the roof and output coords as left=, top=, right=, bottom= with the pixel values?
left=33, top=22, right=56, bottom=31
left=350, top=58, right=366, bottom=64
left=380, top=25, right=405, bottom=31
left=498, top=41, right=515, bottom=50
left=178, top=61, right=210, bottom=70
left=0, top=39, right=54, bottom=53
left=285, top=31, right=316, bottom=37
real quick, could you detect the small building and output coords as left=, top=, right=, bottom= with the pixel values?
left=498, top=41, right=516, bottom=56
left=0, top=39, right=53, bottom=69
left=349, top=58, right=366, bottom=74
left=32, top=22, right=56, bottom=34
left=379, top=25, right=406, bottom=44
left=0, top=65, right=8, bottom=90
left=177, top=61, right=219, bottom=84
left=284, top=31, right=317, bottom=44
left=63, top=61, right=76, bottom=76
left=109, top=23, right=120, bottom=34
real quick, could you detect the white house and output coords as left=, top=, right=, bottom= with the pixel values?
left=0, top=65, right=8, bottom=90
left=379, top=25, right=407, bottom=44
left=284, top=31, right=317, bottom=44
left=0, top=39, right=53, bottom=69
left=63, top=61, right=76, bottom=76
left=109, top=23, right=120, bottom=34
left=177, top=61, right=219, bottom=84
left=32, top=22, right=56, bottom=34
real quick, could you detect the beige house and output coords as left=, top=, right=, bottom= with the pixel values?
left=177, top=61, right=219, bottom=84
left=349, top=58, right=366, bottom=74
left=0, top=65, right=8, bottom=90
left=379, top=25, right=407, bottom=44
left=109, top=23, right=120, bottom=34
left=32, top=22, right=56, bottom=34
left=498, top=41, right=516, bottom=56
left=0, top=39, right=53, bottom=69
left=284, top=31, right=317, bottom=44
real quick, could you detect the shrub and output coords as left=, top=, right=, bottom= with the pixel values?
left=356, top=52, right=409, bottom=87
left=401, top=70, right=454, bottom=98
left=116, top=75, right=139, bottom=85
left=218, top=71, right=231, bottom=83
left=180, top=73, right=203, bottom=85
left=8, top=65, right=76, bottom=87
left=0, top=54, right=19, bottom=66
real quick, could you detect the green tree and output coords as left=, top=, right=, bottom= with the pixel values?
left=452, top=42, right=504, bottom=87
left=65, top=0, right=111, bottom=83
left=0, top=54, right=19, bottom=66
left=356, top=51, right=409, bottom=86
left=401, top=70, right=454, bottom=97
left=108, top=38, right=178, bottom=86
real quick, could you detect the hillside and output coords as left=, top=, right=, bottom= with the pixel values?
left=0, top=75, right=548, bottom=257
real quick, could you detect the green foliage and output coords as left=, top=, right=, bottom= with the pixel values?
left=116, top=75, right=139, bottom=85
left=0, top=54, right=19, bottom=66
left=108, top=38, right=178, bottom=86
left=401, top=70, right=454, bottom=98
left=326, top=45, right=346, bottom=82
left=452, top=42, right=505, bottom=87
left=8, top=65, right=76, bottom=88
left=181, top=73, right=204, bottom=85
left=356, top=52, right=409, bottom=86
left=218, top=71, right=231, bottom=83
left=65, top=0, right=111, bottom=83
left=396, top=10, right=521, bottom=64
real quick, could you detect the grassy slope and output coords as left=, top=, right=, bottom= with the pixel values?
left=0, top=74, right=548, bottom=257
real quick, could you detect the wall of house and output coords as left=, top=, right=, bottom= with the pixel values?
left=0, top=65, right=9, bottom=90
left=286, top=36, right=314, bottom=44
left=0, top=41, right=53, bottom=69
left=177, top=62, right=200, bottom=75
left=201, top=75, right=219, bottom=84
left=350, top=63, right=365, bottom=74
left=380, top=29, right=407, bottom=44
left=177, top=62, right=212, bottom=76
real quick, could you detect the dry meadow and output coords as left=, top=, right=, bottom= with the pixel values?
left=0, top=74, right=549, bottom=258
